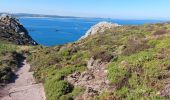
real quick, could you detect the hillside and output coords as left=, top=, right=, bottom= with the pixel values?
left=1, top=15, right=170, bottom=100
left=26, top=22, right=170, bottom=100
left=0, top=14, right=37, bottom=89
left=0, top=14, right=37, bottom=45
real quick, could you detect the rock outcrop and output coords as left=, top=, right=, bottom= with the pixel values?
left=0, top=14, right=38, bottom=45
left=67, top=57, right=115, bottom=100
left=80, top=21, right=120, bottom=39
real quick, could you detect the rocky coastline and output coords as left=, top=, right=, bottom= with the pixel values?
left=80, top=21, right=120, bottom=39
left=0, top=14, right=38, bottom=45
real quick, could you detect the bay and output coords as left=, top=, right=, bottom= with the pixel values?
left=19, top=17, right=164, bottom=46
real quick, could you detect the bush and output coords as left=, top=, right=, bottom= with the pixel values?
left=0, top=43, right=24, bottom=84
left=108, top=61, right=131, bottom=85
left=0, top=66, right=12, bottom=83
left=60, top=87, right=85, bottom=100
left=92, top=49, right=114, bottom=62
left=122, top=37, right=150, bottom=55
left=153, top=29, right=167, bottom=36
left=45, top=79, right=73, bottom=100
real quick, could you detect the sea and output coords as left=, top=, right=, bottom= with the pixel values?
left=19, top=17, right=165, bottom=46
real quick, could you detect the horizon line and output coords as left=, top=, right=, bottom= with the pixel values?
left=0, top=12, right=170, bottom=21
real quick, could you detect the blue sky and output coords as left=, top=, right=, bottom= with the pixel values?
left=0, top=0, right=170, bottom=19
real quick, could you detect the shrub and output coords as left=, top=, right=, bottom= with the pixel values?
left=122, top=37, right=150, bottom=55
left=153, top=29, right=167, bottom=36
left=0, top=66, right=12, bottom=83
left=60, top=87, right=85, bottom=100
left=92, top=50, right=114, bottom=62
left=155, top=37, right=170, bottom=49
left=108, top=61, right=131, bottom=84
left=0, top=43, right=24, bottom=83
left=148, top=39, right=160, bottom=48
left=45, top=80, right=73, bottom=100
left=59, top=48, right=71, bottom=57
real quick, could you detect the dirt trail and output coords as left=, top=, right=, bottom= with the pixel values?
left=0, top=60, right=46, bottom=100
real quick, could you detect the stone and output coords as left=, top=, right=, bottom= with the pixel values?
left=19, top=32, right=25, bottom=35
left=120, top=60, right=129, bottom=68
left=87, top=57, right=95, bottom=69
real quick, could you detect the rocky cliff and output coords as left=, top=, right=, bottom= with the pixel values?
left=80, top=21, right=120, bottom=39
left=0, top=14, right=37, bottom=45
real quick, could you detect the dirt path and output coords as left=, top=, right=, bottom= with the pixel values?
left=0, top=60, right=46, bottom=100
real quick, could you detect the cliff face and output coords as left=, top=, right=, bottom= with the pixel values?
left=80, top=21, right=120, bottom=39
left=0, top=14, right=37, bottom=45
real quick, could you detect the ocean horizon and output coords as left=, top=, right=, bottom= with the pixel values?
left=19, top=17, right=165, bottom=46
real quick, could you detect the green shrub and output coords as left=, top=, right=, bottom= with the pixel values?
left=45, top=80, right=73, bottom=100
left=0, top=66, right=12, bottom=83
left=44, top=65, right=86, bottom=100
left=108, top=61, right=131, bottom=84
left=60, top=87, right=85, bottom=100
left=122, top=37, right=150, bottom=55
left=93, top=50, right=114, bottom=62
left=0, top=42, right=17, bottom=53
left=153, top=29, right=167, bottom=36
left=0, top=42, right=23, bottom=83
left=148, top=39, right=160, bottom=47
left=156, top=37, right=170, bottom=49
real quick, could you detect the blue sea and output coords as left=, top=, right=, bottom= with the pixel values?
left=19, top=17, right=165, bottom=46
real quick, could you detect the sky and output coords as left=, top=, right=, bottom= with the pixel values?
left=0, top=0, right=170, bottom=20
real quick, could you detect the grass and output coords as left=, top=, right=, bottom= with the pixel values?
left=0, top=42, right=25, bottom=83
left=25, top=23, right=170, bottom=100
left=27, top=45, right=88, bottom=100
left=108, top=34, right=170, bottom=99
left=43, top=65, right=86, bottom=100
left=0, top=42, right=17, bottom=53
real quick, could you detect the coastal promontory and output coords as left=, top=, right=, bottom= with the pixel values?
left=0, top=14, right=37, bottom=45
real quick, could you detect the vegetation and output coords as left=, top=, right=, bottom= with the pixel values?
left=0, top=42, right=25, bottom=83
left=27, top=45, right=88, bottom=100
left=2, top=23, right=170, bottom=100
left=25, top=23, right=170, bottom=100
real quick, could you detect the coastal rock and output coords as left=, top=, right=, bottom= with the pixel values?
left=80, top=21, right=120, bottom=39
left=0, top=14, right=38, bottom=45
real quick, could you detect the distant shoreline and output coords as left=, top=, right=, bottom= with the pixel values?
left=19, top=17, right=50, bottom=18
left=1, top=12, right=169, bottom=21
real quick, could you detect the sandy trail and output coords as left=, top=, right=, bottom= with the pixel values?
left=0, top=60, right=46, bottom=100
